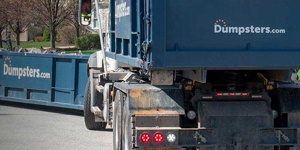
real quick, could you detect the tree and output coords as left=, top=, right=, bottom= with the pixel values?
left=5, top=0, right=34, bottom=46
left=0, top=0, right=8, bottom=48
left=67, top=0, right=80, bottom=39
left=33, top=0, right=74, bottom=48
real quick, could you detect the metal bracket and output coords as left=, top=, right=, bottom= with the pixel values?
left=91, top=106, right=103, bottom=116
left=194, top=131, right=207, bottom=144
left=151, top=70, right=174, bottom=85
left=95, top=85, right=104, bottom=93
left=276, top=130, right=291, bottom=143
left=103, top=83, right=112, bottom=122
left=106, top=71, right=143, bottom=83
left=182, top=69, right=207, bottom=83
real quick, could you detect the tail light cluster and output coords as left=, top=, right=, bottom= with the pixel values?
left=202, top=92, right=250, bottom=100
left=215, top=92, right=249, bottom=97
left=140, top=132, right=176, bottom=144
left=215, top=92, right=263, bottom=99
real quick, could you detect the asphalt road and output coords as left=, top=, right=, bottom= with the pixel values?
left=0, top=102, right=113, bottom=150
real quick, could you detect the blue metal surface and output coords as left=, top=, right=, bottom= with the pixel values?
left=115, top=0, right=131, bottom=39
left=0, top=51, right=89, bottom=110
left=108, top=0, right=300, bottom=70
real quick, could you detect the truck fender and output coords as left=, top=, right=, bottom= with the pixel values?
left=87, top=51, right=118, bottom=76
left=88, top=51, right=103, bottom=69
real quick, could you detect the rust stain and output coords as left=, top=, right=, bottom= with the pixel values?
left=132, top=109, right=182, bottom=115
left=137, top=98, right=151, bottom=108
left=130, top=90, right=142, bottom=98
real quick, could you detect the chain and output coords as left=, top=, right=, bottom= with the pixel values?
left=140, top=42, right=151, bottom=76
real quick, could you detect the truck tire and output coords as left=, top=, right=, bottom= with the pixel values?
left=122, top=101, right=134, bottom=150
left=113, top=90, right=124, bottom=150
left=84, top=80, right=107, bottom=130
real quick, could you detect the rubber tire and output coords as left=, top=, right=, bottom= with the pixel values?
left=113, top=90, right=124, bottom=150
left=122, top=100, right=133, bottom=150
left=84, top=79, right=107, bottom=130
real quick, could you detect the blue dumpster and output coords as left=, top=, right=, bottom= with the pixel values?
left=0, top=51, right=89, bottom=110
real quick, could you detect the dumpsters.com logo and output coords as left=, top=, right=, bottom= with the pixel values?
left=3, top=56, right=51, bottom=79
left=214, top=19, right=286, bottom=35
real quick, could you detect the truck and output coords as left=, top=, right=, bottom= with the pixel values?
left=79, top=0, right=300, bottom=149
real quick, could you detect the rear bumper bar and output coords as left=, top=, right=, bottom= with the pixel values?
left=135, top=127, right=300, bottom=148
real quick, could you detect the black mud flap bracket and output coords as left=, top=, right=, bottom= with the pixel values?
left=260, top=128, right=300, bottom=146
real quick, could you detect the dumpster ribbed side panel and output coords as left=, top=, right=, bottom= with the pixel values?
left=0, top=52, right=89, bottom=110
left=108, top=0, right=300, bottom=70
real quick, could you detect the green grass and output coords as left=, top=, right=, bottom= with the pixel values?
left=19, top=41, right=50, bottom=48
left=65, top=49, right=98, bottom=55
left=2, top=41, right=50, bottom=49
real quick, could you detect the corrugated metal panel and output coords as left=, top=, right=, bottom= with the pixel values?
left=107, top=0, right=300, bottom=70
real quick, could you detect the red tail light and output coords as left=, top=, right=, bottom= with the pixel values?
left=241, top=92, right=249, bottom=96
left=140, top=132, right=151, bottom=143
left=216, top=93, right=223, bottom=96
left=229, top=93, right=235, bottom=96
left=153, top=132, right=164, bottom=143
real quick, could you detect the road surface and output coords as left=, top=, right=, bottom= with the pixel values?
left=0, top=102, right=113, bottom=150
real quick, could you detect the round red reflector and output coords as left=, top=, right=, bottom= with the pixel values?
left=153, top=132, right=164, bottom=143
left=140, top=132, right=151, bottom=143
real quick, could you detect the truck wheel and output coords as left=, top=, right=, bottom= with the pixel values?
left=122, top=101, right=134, bottom=150
left=113, top=90, right=124, bottom=150
left=84, top=80, right=107, bottom=130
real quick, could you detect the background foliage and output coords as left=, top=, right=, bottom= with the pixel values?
left=75, top=34, right=100, bottom=49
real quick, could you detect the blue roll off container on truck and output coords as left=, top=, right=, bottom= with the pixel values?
left=0, top=51, right=89, bottom=110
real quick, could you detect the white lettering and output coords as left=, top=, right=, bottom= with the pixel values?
left=214, top=20, right=286, bottom=35
left=4, top=64, right=8, bottom=75
left=3, top=63, right=51, bottom=79
left=12, top=68, right=18, bottom=76
left=115, top=2, right=130, bottom=19
left=214, top=25, right=222, bottom=33
left=18, top=68, right=23, bottom=79
left=229, top=27, right=238, bottom=33
left=238, top=27, right=245, bottom=35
